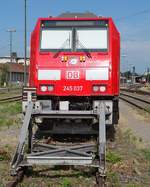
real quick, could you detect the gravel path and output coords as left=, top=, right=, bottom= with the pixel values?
left=119, top=100, right=150, bottom=146
left=0, top=126, right=19, bottom=147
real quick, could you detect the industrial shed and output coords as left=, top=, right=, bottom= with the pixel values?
left=0, top=63, right=28, bottom=85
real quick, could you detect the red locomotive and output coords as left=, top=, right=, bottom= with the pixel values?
left=27, top=13, right=120, bottom=127
left=12, top=13, right=120, bottom=185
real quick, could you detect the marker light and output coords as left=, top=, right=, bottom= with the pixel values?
left=99, top=86, right=106, bottom=92
left=64, top=56, right=68, bottom=62
left=48, top=85, right=54, bottom=91
left=61, top=56, right=68, bottom=62
left=93, top=86, right=99, bottom=92
left=82, top=56, right=86, bottom=62
left=80, top=56, right=82, bottom=62
left=41, top=86, right=47, bottom=92
left=80, top=56, right=86, bottom=62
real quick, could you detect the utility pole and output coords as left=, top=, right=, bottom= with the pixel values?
left=24, top=0, right=27, bottom=86
left=7, top=29, right=16, bottom=85
left=121, top=54, right=127, bottom=87
left=132, top=66, right=135, bottom=84
left=147, top=67, right=150, bottom=83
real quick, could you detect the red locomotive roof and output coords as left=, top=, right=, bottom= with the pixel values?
left=34, top=16, right=118, bottom=35
left=58, top=12, right=98, bottom=18
left=37, top=17, right=111, bottom=21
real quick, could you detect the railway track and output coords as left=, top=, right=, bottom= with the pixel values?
left=0, top=87, right=21, bottom=94
left=120, top=91, right=150, bottom=113
left=0, top=95, right=22, bottom=103
left=6, top=170, right=25, bottom=187
left=4, top=89, right=149, bottom=186
left=120, top=87, right=150, bottom=96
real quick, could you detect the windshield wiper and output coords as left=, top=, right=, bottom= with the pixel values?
left=53, top=37, right=71, bottom=58
left=76, top=38, right=92, bottom=58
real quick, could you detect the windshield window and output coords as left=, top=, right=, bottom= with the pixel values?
left=40, top=26, right=108, bottom=52
left=41, top=29, right=72, bottom=50
left=76, top=28, right=108, bottom=51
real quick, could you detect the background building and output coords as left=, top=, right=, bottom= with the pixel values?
left=0, top=56, right=30, bottom=65
left=0, top=53, right=29, bottom=86
left=0, top=63, right=29, bottom=86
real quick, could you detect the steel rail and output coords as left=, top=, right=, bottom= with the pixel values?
left=120, top=92, right=150, bottom=113
left=0, top=95, right=22, bottom=103
left=6, top=170, right=24, bottom=187
left=0, top=88, right=22, bottom=94
left=120, top=92, right=150, bottom=104
left=120, top=88, right=150, bottom=96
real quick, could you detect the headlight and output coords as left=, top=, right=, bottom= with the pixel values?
left=48, top=85, right=54, bottom=91
left=93, top=85, right=106, bottom=92
left=40, top=86, right=47, bottom=92
left=99, top=86, right=106, bottom=92
left=93, top=86, right=99, bottom=92
left=40, top=85, right=54, bottom=92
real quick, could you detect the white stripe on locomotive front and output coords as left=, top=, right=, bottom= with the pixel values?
left=38, top=70, right=61, bottom=80
left=86, top=68, right=109, bottom=80
left=38, top=68, right=109, bottom=81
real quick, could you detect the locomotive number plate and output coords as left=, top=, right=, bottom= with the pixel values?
left=63, top=86, right=83, bottom=92
left=66, top=71, right=80, bottom=79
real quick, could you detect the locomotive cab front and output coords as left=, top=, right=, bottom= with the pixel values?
left=24, top=16, right=120, bottom=134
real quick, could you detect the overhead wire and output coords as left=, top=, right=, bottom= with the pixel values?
left=116, top=8, right=150, bottom=22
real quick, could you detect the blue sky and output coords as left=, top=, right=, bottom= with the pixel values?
left=0, top=0, right=150, bottom=73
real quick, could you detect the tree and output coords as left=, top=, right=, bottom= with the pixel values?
left=0, top=64, right=9, bottom=86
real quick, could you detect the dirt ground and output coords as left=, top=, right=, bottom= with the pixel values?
left=0, top=101, right=150, bottom=187
left=119, top=100, right=150, bottom=145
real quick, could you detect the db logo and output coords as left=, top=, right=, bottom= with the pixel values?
left=66, top=71, right=80, bottom=79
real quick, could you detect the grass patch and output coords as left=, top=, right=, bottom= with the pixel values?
left=141, top=149, right=150, bottom=162
left=125, top=184, right=140, bottom=187
left=123, top=129, right=142, bottom=145
left=0, top=101, right=21, bottom=128
left=123, top=129, right=134, bottom=143
left=0, top=118, right=16, bottom=128
left=0, top=148, right=10, bottom=161
left=62, top=178, right=72, bottom=187
left=0, top=102, right=21, bottom=115
left=106, top=151, right=122, bottom=164
left=107, top=171, right=120, bottom=186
